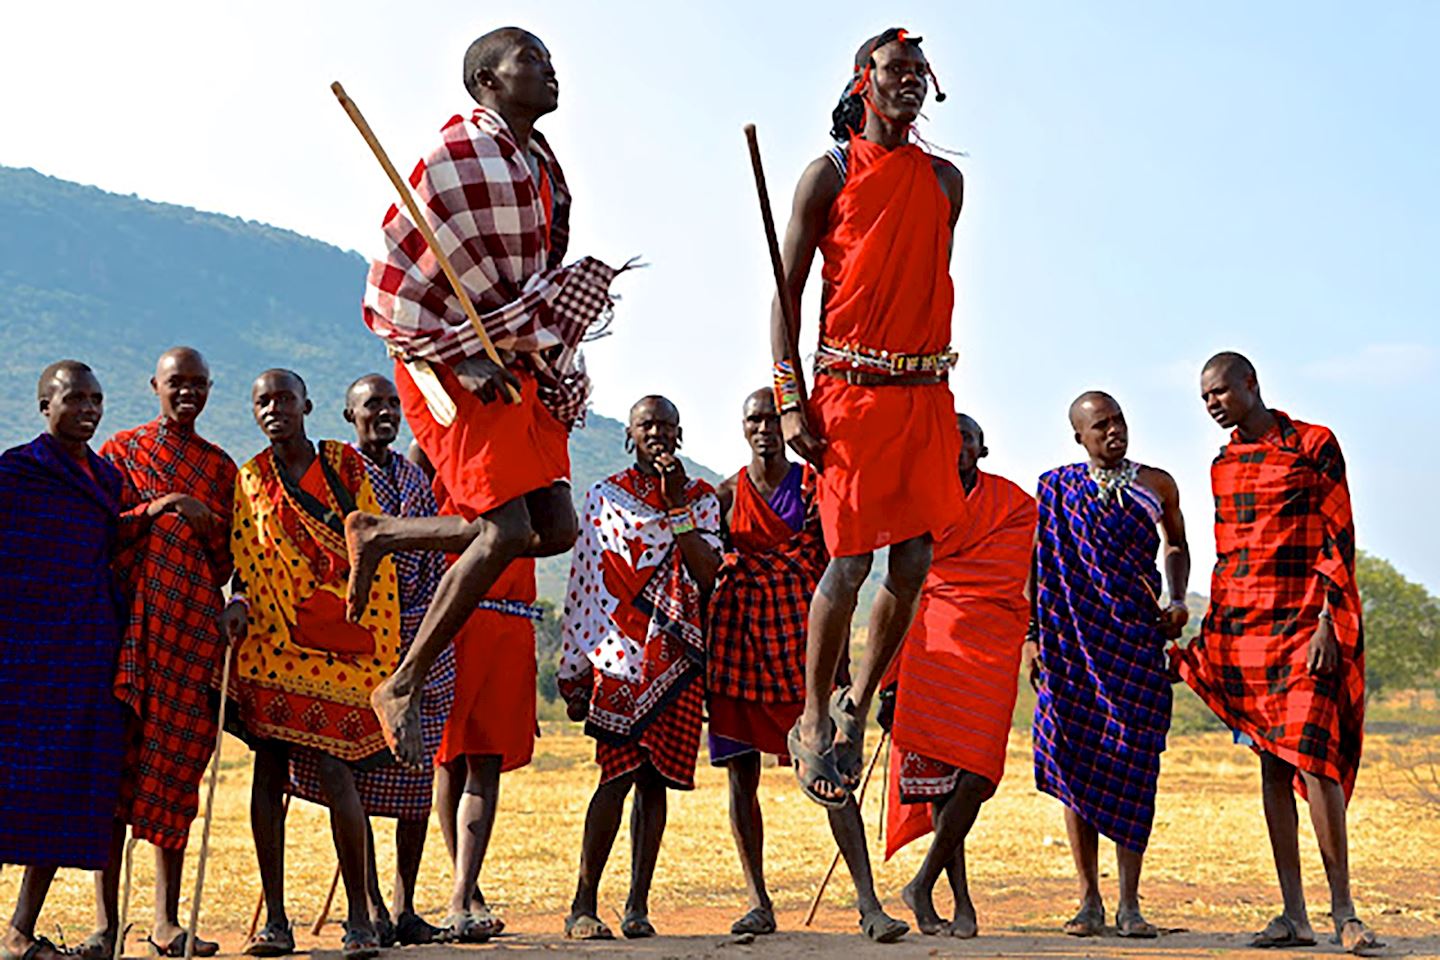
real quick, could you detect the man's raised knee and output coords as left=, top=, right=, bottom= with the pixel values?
left=823, top=554, right=874, bottom=597
left=886, top=537, right=933, bottom=595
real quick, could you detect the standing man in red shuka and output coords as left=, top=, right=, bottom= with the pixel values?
left=770, top=28, right=965, bottom=811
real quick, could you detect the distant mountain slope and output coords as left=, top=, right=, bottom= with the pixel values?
left=0, top=166, right=717, bottom=602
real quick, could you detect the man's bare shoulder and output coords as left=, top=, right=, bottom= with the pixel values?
left=1137, top=465, right=1180, bottom=501
left=796, top=154, right=844, bottom=205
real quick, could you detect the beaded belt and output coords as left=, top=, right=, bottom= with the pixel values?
left=475, top=598, right=547, bottom=620
left=815, top=337, right=958, bottom=377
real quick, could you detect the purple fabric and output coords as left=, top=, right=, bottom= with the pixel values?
left=0, top=434, right=128, bottom=868
left=766, top=462, right=805, bottom=533
left=1032, top=462, right=1171, bottom=854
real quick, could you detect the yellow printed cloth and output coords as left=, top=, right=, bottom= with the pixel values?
left=228, top=440, right=400, bottom=763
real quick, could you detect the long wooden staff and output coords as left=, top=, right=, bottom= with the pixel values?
left=743, top=124, right=808, bottom=408
left=113, top=833, right=136, bottom=960
left=803, top=731, right=889, bottom=927
left=184, top=645, right=235, bottom=960
left=310, top=865, right=341, bottom=935
left=331, top=81, right=520, bottom=404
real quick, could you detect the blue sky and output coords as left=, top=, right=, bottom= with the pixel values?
left=3, top=1, right=1437, bottom=590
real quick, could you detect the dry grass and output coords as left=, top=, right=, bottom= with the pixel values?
left=5, top=727, right=1439, bottom=952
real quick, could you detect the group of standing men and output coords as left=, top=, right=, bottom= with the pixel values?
left=0, top=19, right=1380, bottom=958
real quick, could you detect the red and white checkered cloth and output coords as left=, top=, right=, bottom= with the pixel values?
left=363, top=107, right=624, bottom=428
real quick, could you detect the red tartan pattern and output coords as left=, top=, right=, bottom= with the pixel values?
left=706, top=470, right=827, bottom=703
left=363, top=107, right=622, bottom=428
left=1177, top=412, right=1365, bottom=798
left=102, top=420, right=236, bottom=850
left=594, top=681, right=705, bottom=790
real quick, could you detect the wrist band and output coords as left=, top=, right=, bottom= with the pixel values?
left=229, top=593, right=250, bottom=612
left=1317, top=609, right=1333, bottom=621
left=668, top=507, right=696, bottom=535
left=1168, top=600, right=1188, bottom=611
left=773, top=359, right=803, bottom=413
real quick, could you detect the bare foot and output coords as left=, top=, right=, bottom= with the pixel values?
left=948, top=898, right=978, bottom=938
left=900, top=880, right=946, bottom=935
left=344, top=512, right=385, bottom=623
left=371, top=675, right=424, bottom=767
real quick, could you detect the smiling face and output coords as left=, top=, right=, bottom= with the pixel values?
left=41, top=367, right=104, bottom=444
left=628, top=396, right=681, bottom=469
left=1071, top=394, right=1128, bottom=467
left=152, top=348, right=211, bottom=426
left=251, top=370, right=310, bottom=444
left=742, top=389, right=782, bottom=460
left=868, top=39, right=930, bottom=125
left=346, top=376, right=401, bottom=451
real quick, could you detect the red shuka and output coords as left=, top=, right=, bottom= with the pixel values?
left=395, top=358, right=569, bottom=518
left=1176, top=413, right=1364, bottom=799
left=883, top=471, right=1037, bottom=860
left=810, top=136, right=963, bottom=556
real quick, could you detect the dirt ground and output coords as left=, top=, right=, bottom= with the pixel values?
left=5, top=728, right=1438, bottom=958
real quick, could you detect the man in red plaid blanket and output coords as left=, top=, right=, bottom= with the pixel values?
left=345, top=27, right=627, bottom=767
left=77, top=348, right=244, bottom=960
left=556, top=396, right=721, bottom=941
left=1176, top=352, right=1380, bottom=953
left=708, top=389, right=905, bottom=941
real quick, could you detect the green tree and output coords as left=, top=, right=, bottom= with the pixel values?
left=1357, top=551, right=1440, bottom=697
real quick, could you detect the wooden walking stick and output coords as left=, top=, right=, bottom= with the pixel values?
left=803, top=731, right=890, bottom=927
left=331, top=81, right=520, bottom=404
left=310, top=865, right=341, bottom=936
left=184, top=644, right=235, bottom=960
left=113, top=832, right=137, bottom=960
left=743, top=124, right=809, bottom=408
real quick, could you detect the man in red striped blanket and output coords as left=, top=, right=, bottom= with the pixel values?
left=344, top=27, right=629, bottom=767
left=881, top=415, right=1035, bottom=938
left=709, top=389, right=906, bottom=941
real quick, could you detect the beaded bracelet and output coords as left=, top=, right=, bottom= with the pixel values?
left=668, top=506, right=697, bottom=535
left=772, top=359, right=803, bottom=413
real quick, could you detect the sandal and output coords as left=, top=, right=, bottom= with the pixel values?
left=1116, top=908, right=1158, bottom=939
left=1334, top=917, right=1385, bottom=955
left=620, top=914, right=656, bottom=939
left=441, top=913, right=489, bottom=944
left=563, top=914, right=614, bottom=941
left=787, top=718, right=848, bottom=809
left=373, top=917, right=396, bottom=949
left=1250, top=915, right=1316, bottom=949
left=829, top=686, right=865, bottom=788
left=340, top=925, right=380, bottom=960
left=146, top=932, right=220, bottom=958
left=244, top=921, right=295, bottom=957
left=469, top=904, right=506, bottom=938
left=3, top=936, right=65, bottom=960
left=1063, top=903, right=1105, bottom=937
left=72, top=932, right=116, bottom=960
left=730, top=907, right=776, bottom=936
left=394, top=912, right=442, bottom=946
left=858, top=908, right=909, bottom=943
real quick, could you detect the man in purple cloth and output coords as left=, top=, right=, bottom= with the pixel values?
left=1027, top=391, right=1190, bottom=939
left=1, top=362, right=130, bottom=960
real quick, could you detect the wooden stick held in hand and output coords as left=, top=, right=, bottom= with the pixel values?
left=185, top=645, right=235, bottom=960
left=311, top=866, right=341, bottom=936
left=744, top=124, right=807, bottom=407
left=331, top=81, right=520, bottom=404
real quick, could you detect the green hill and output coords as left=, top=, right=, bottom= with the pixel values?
left=0, top=165, right=717, bottom=602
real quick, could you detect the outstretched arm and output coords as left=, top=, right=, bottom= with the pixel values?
left=770, top=156, right=841, bottom=467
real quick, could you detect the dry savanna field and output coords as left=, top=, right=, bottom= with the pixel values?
left=5, top=719, right=1439, bottom=959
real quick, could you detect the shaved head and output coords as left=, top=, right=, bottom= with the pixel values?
left=630, top=394, right=679, bottom=424
left=155, top=346, right=208, bottom=380
left=743, top=387, right=773, bottom=413
left=1068, top=390, right=1118, bottom=430
left=255, top=368, right=306, bottom=399
left=38, top=359, right=93, bottom=401
left=956, top=412, right=983, bottom=445
left=346, top=373, right=393, bottom=410
left=1202, top=351, right=1257, bottom=384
